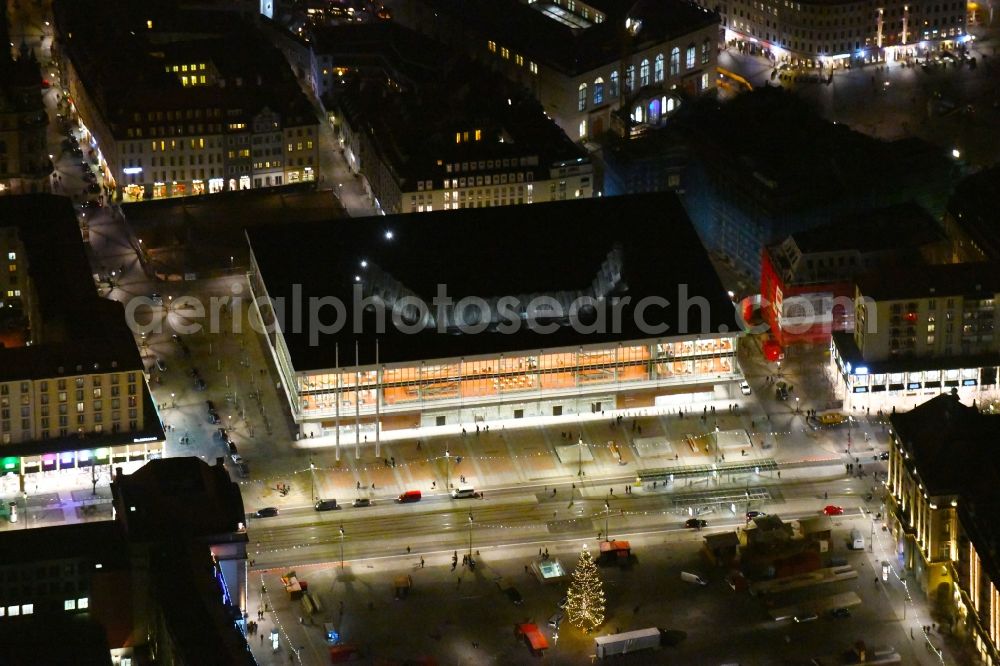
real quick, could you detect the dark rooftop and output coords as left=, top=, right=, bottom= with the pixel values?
left=891, top=395, right=1000, bottom=593
left=0, top=520, right=128, bottom=568
left=948, top=166, right=1000, bottom=261
left=418, top=0, right=718, bottom=76
left=53, top=0, right=315, bottom=134
left=112, top=457, right=248, bottom=543
left=328, top=35, right=587, bottom=185
left=791, top=204, right=945, bottom=255
left=679, top=88, right=956, bottom=222
left=832, top=331, right=1000, bottom=373
left=248, top=192, right=739, bottom=370
left=855, top=261, right=1000, bottom=301
left=0, top=195, right=144, bottom=382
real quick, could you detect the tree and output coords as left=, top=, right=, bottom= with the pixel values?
left=565, top=544, right=605, bottom=633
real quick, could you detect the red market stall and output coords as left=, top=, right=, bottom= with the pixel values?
left=599, top=539, right=631, bottom=564
left=515, top=623, right=549, bottom=655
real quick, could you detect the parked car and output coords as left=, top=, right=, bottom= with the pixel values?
left=230, top=453, right=244, bottom=465
left=501, top=585, right=523, bottom=605
left=228, top=442, right=238, bottom=456
left=794, top=613, right=819, bottom=623
left=830, top=607, right=851, bottom=619
left=314, top=499, right=340, bottom=511
left=746, top=510, right=766, bottom=519
left=150, top=293, right=163, bottom=306
left=740, top=380, right=752, bottom=395
left=685, top=518, right=708, bottom=529
left=206, top=399, right=217, bottom=413
left=352, top=498, right=373, bottom=508
left=879, top=451, right=890, bottom=461
left=255, top=507, right=278, bottom=518
left=547, top=611, right=564, bottom=628
left=194, top=378, right=206, bottom=391
left=823, top=505, right=844, bottom=516
left=237, top=462, right=250, bottom=478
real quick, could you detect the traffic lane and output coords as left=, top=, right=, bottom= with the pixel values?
left=247, top=470, right=871, bottom=539
left=248, top=487, right=867, bottom=567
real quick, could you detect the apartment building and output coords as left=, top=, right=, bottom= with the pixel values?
left=887, top=394, right=1000, bottom=665
left=831, top=261, right=1000, bottom=411
left=388, top=0, right=720, bottom=140
left=53, top=0, right=318, bottom=201
left=318, top=23, right=593, bottom=214
left=0, top=195, right=163, bottom=477
left=760, top=204, right=951, bottom=347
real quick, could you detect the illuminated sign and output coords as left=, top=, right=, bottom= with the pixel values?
left=123, top=167, right=143, bottom=175
left=907, top=382, right=921, bottom=390
left=963, top=379, right=977, bottom=386
left=132, top=436, right=158, bottom=443
left=852, top=386, right=869, bottom=393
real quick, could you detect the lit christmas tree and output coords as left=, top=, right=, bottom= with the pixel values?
left=565, top=544, right=605, bottom=633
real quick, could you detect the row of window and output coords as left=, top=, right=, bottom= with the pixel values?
left=1, top=375, right=136, bottom=396
left=486, top=41, right=539, bottom=74
left=576, top=43, right=711, bottom=111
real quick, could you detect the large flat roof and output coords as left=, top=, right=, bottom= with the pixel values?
left=248, top=193, right=738, bottom=370
left=0, top=195, right=144, bottom=382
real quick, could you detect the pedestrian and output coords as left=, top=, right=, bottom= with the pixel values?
left=407, top=545, right=411, bottom=554
left=372, top=483, right=376, bottom=489
left=609, top=487, right=614, bottom=496
left=391, top=456, right=395, bottom=467
left=525, top=564, right=529, bottom=573
left=357, top=481, right=361, bottom=490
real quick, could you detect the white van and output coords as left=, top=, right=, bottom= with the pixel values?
left=850, top=528, right=865, bottom=550
left=681, top=571, right=708, bottom=586
left=451, top=485, right=476, bottom=499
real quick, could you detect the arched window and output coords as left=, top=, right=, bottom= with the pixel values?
left=609, top=70, right=619, bottom=97
left=594, top=77, right=604, bottom=105
left=670, top=47, right=680, bottom=76
left=625, top=64, right=635, bottom=92
left=640, top=58, right=650, bottom=86
left=578, top=83, right=587, bottom=111
left=685, top=44, right=696, bottom=69
left=666, top=97, right=675, bottom=113
left=654, top=54, right=665, bottom=82
left=701, top=38, right=711, bottom=64
left=632, top=106, right=643, bottom=123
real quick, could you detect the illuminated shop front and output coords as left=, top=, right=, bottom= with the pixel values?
left=0, top=438, right=163, bottom=480
left=831, top=335, right=999, bottom=413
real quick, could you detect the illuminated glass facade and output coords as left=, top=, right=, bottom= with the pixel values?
left=287, top=337, right=739, bottom=432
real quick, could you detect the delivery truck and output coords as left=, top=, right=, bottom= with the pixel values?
left=594, top=627, right=661, bottom=659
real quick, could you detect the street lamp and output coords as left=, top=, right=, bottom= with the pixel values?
left=339, top=525, right=345, bottom=569
left=170, top=392, right=175, bottom=408
left=604, top=500, right=610, bottom=542
left=445, top=449, right=451, bottom=491
left=310, top=459, right=316, bottom=502
left=578, top=437, right=585, bottom=477
left=468, top=513, right=474, bottom=564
